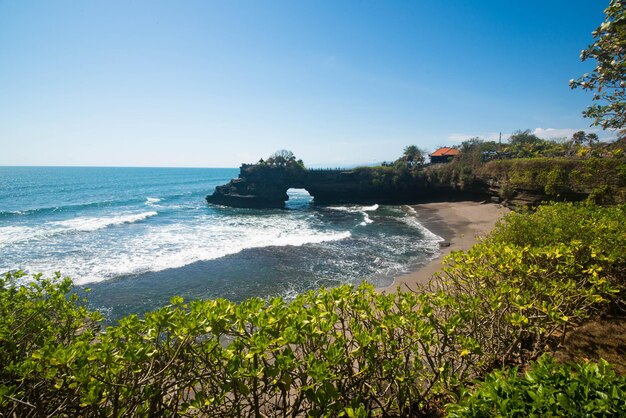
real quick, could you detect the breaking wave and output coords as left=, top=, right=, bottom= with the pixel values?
left=329, top=204, right=379, bottom=226
left=9, top=220, right=352, bottom=285
left=145, top=197, right=161, bottom=205
left=0, top=212, right=158, bottom=245
left=53, top=211, right=158, bottom=232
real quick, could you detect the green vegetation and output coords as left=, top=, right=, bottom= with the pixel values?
left=507, top=130, right=566, bottom=159
left=257, top=149, right=305, bottom=169
left=401, top=145, right=426, bottom=168
left=1, top=203, right=624, bottom=416
left=354, top=164, right=426, bottom=192
left=242, top=131, right=626, bottom=205
left=349, top=146, right=430, bottom=192
left=570, top=0, right=626, bottom=129
left=414, top=130, right=626, bottom=204
left=478, top=157, right=626, bottom=202
left=447, top=356, right=626, bottom=417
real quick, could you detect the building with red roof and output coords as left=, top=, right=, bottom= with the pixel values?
left=429, top=147, right=460, bottom=163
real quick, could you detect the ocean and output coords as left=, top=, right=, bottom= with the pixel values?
left=0, top=166, right=442, bottom=321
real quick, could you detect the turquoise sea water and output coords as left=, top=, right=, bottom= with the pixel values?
left=0, top=166, right=441, bottom=320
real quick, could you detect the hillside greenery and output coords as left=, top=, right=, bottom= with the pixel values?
left=417, top=132, right=626, bottom=204
left=478, top=157, right=626, bottom=203
left=344, top=130, right=626, bottom=205
left=1, top=202, right=625, bottom=416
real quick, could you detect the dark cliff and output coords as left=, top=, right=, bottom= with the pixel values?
left=206, top=164, right=491, bottom=208
left=206, top=164, right=305, bottom=208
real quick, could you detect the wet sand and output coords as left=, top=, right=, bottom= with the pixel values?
left=378, top=201, right=509, bottom=293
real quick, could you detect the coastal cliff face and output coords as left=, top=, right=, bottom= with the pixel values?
left=206, top=165, right=306, bottom=208
left=208, top=156, right=624, bottom=209
left=206, top=164, right=491, bottom=208
left=301, top=169, right=411, bottom=203
left=476, top=158, right=626, bottom=207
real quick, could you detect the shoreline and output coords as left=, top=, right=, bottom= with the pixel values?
left=378, top=201, right=510, bottom=294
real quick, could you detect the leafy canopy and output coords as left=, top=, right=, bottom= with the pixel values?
left=400, top=144, right=425, bottom=167
left=571, top=0, right=626, bottom=129
left=258, top=149, right=304, bottom=168
left=448, top=355, right=626, bottom=418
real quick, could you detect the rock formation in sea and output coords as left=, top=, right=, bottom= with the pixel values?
left=206, top=163, right=485, bottom=208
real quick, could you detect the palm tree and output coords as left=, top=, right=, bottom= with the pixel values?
left=572, top=131, right=586, bottom=146
left=402, top=145, right=424, bottom=167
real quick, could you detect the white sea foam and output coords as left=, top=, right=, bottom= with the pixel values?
left=402, top=206, right=444, bottom=243
left=78, top=228, right=351, bottom=284
left=3, top=197, right=441, bottom=290
left=0, top=212, right=158, bottom=245
left=329, top=204, right=378, bottom=226
left=362, top=204, right=379, bottom=211
left=6, top=212, right=353, bottom=285
left=327, top=206, right=352, bottom=212
left=0, top=225, right=36, bottom=245
left=359, top=212, right=374, bottom=226
left=328, top=204, right=379, bottom=213
left=145, top=197, right=161, bottom=205
left=53, top=211, right=158, bottom=232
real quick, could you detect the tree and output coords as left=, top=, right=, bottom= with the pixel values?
left=586, top=132, right=599, bottom=147
left=271, top=149, right=295, bottom=161
left=572, top=130, right=586, bottom=146
left=261, top=150, right=305, bottom=169
left=509, top=130, right=542, bottom=146
left=571, top=131, right=600, bottom=150
left=570, top=1, right=626, bottom=129
left=266, top=149, right=296, bottom=166
left=403, top=145, right=419, bottom=159
left=507, top=130, right=545, bottom=158
left=401, top=145, right=425, bottom=167
left=458, top=137, right=499, bottom=166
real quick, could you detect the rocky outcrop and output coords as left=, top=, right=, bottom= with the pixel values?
left=206, top=164, right=491, bottom=208
left=207, top=157, right=626, bottom=209
left=206, top=164, right=306, bottom=208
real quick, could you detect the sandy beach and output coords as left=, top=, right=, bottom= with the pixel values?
left=378, top=201, right=510, bottom=294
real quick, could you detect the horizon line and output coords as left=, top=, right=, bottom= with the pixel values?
left=0, top=164, right=239, bottom=169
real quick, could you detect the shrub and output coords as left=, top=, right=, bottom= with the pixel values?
left=487, top=203, right=626, bottom=306
left=498, top=183, right=514, bottom=201
left=0, top=273, right=468, bottom=416
left=428, top=241, right=617, bottom=371
left=446, top=355, right=626, bottom=417
left=424, top=161, right=478, bottom=190
left=0, top=271, right=101, bottom=416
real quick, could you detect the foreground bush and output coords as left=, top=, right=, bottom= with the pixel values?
left=0, top=274, right=471, bottom=416
left=446, top=356, right=626, bottom=417
left=1, top=203, right=624, bottom=416
left=428, top=203, right=626, bottom=372
left=487, top=202, right=626, bottom=313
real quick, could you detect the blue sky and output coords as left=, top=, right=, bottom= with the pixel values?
left=0, top=1, right=610, bottom=167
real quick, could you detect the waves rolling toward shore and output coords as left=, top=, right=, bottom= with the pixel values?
left=0, top=166, right=441, bottom=320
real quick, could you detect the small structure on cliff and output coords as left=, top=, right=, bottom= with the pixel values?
left=429, top=147, right=460, bottom=163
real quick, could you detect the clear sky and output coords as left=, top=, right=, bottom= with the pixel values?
left=0, top=0, right=612, bottom=167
